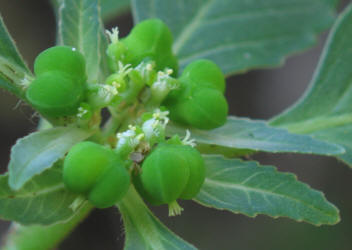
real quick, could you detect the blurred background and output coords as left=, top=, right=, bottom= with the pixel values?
left=0, top=1, right=351, bottom=249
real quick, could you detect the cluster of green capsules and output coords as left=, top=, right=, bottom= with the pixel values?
left=24, top=19, right=228, bottom=214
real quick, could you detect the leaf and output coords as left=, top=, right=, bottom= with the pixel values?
left=196, top=143, right=254, bottom=158
left=167, top=116, right=344, bottom=156
left=0, top=14, right=32, bottom=98
left=270, top=4, right=352, bottom=167
left=118, top=186, right=197, bottom=250
left=101, top=0, right=130, bottom=21
left=51, top=0, right=130, bottom=22
left=8, top=127, right=92, bottom=190
left=2, top=205, right=92, bottom=250
left=132, top=0, right=338, bottom=76
left=195, top=155, right=340, bottom=226
left=0, top=165, right=85, bottom=226
left=57, top=0, right=109, bottom=82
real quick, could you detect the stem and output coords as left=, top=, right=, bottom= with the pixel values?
left=102, top=105, right=129, bottom=138
left=102, top=80, right=146, bottom=141
left=117, top=185, right=165, bottom=249
left=2, top=204, right=93, bottom=250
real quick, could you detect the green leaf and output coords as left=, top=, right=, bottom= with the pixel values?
left=2, top=205, right=92, bottom=250
left=0, top=14, right=32, bottom=98
left=8, top=127, right=92, bottom=190
left=51, top=0, right=130, bottom=22
left=132, top=0, right=337, bottom=76
left=195, top=155, right=340, bottom=226
left=57, top=0, right=109, bottom=82
left=118, top=186, right=197, bottom=250
left=196, top=143, right=254, bottom=158
left=270, top=4, right=352, bottom=166
left=101, top=0, right=130, bottom=21
left=0, top=165, right=85, bottom=225
left=167, top=116, right=344, bottom=156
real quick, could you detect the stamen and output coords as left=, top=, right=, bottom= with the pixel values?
left=106, top=27, right=119, bottom=43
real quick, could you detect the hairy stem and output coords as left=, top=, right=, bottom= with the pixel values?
left=2, top=204, right=93, bottom=250
left=117, top=185, right=165, bottom=249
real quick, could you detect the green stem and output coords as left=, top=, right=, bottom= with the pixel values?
left=2, top=204, right=93, bottom=250
left=117, top=186, right=165, bottom=249
left=103, top=80, right=146, bottom=140
left=102, top=106, right=129, bottom=138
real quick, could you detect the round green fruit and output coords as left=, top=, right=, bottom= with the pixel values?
left=34, top=46, right=86, bottom=82
left=122, top=19, right=178, bottom=74
left=26, top=71, right=84, bottom=117
left=168, top=87, right=228, bottom=129
left=133, top=143, right=190, bottom=205
left=178, top=146, right=205, bottom=199
left=180, top=59, right=225, bottom=93
left=63, top=141, right=130, bottom=208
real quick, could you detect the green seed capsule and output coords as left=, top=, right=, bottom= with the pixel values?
left=168, top=87, right=228, bottom=129
left=88, top=162, right=131, bottom=208
left=34, top=46, right=86, bottom=82
left=26, top=71, right=83, bottom=117
left=122, top=19, right=178, bottom=74
left=133, top=143, right=190, bottom=205
left=63, top=141, right=130, bottom=208
left=178, top=146, right=205, bottom=200
left=163, top=136, right=205, bottom=199
left=180, top=59, right=225, bottom=93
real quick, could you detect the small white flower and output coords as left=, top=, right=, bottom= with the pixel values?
left=182, top=130, right=196, bottom=147
left=118, top=61, right=132, bottom=76
left=152, top=109, right=170, bottom=127
left=106, top=27, right=119, bottom=43
left=77, top=106, right=88, bottom=118
left=19, top=76, right=31, bottom=89
left=117, top=126, right=145, bottom=149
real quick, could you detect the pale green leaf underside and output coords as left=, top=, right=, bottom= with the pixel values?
left=118, top=187, right=196, bottom=250
left=195, top=155, right=340, bottom=226
left=2, top=205, right=92, bottom=250
left=8, top=127, right=92, bottom=190
left=132, top=0, right=337, bottom=76
left=167, top=116, right=344, bottom=156
left=0, top=14, right=31, bottom=98
left=0, top=166, right=83, bottom=226
left=101, top=0, right=130, bottom=21
left=270, top=4, right=352, bottom=167
left=57, top=0, right=109, bottom=82
left=51, top=0, right=130, bottom=21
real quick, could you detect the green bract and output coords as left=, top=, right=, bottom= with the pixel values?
left=105, top=73, right=127, bottom=92
left=63, top=141, right=130, bottom=208
left=109, top=19, right=178, bottom=74
left=34, top=46, right=86, bottom=82
left=26, top=71, right=84, bottom=117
